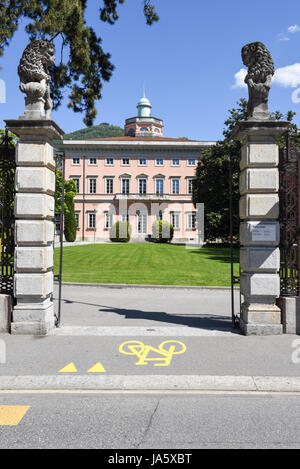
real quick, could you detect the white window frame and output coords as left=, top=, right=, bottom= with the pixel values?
left=187, top=158, right=196, bottom=167
left=105, top=157, right=114, bottom=166
left=75, top=211, right=80, bottom=229
left=121, top=157, right=131, bottom=166
left=187, top=178, right=196, bottom=195
left=136, top=212, right=148, bottom=234
left=72, top=157, right=80, bottom=165
left=171, top=158, right=180, bottom=167
left=186, top=211, right=197, bottom=230
left=104, top=211, right=113, bottom=229
left=171, top=178, right=180, bottom=195
left=88, top=157, right=97, bottom=166
left=88, top=177, right=97, bottom=194
left=138, top=178, right=147, bottom=195
left=138, top=158, right=147, bottom=166
left=121, top=178, right=130, bottom=195
left=171, top=212, right=180, bottom=230
left=105, top=178, right=114, bottom=194
left=155, top=158, right=164, bottom=167
left=155, top=178, right=164, bottom=195
left=88, top=212, right=96, bottom=229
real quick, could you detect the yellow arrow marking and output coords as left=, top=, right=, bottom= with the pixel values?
left=88, top=362, right=106, bottom=373
left=0, top=406, right=30, bottom=426
left=58, top=362, right=77, bottom=373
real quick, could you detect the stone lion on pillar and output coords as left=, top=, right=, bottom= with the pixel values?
left=241, top=42, right=275, bottom=120
left=18, top=40, right=55, bottom=119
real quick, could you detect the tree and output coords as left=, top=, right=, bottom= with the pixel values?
left=55, top=170, right=77, bottom=242
left=0, top=128, right=18, bottom=146
left=0, top=1, right=159, bottom=126
left=192, top=99, right=297, bottom=242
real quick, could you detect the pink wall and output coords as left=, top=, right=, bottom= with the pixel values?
left=63, top=148, right=200, bottom=242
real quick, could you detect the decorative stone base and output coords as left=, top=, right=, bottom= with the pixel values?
left=239, top=318, right=283, bottom=336
left=277, top=296, right=300, bottom=334
left=11, top=302, right=55, bottom=335
left=240, top=302, right=282, bottom=335
left=0, top=295, right=12, bottom=332
left=11, top=318, right=55, bottom=335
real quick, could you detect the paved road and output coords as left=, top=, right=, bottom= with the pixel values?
left=1, top=392, right=300, bottom=449
left=0, top=285, right=299, bottom=389
left=54, top=284, right=238, bottom=327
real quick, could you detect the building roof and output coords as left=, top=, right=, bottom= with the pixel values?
left=88, top=136, right=199, bottom=142
left=58, top=136, right=216, bottom=151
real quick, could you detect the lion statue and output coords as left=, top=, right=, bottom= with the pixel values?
left=241, top=42, right=275, bottom=120
left=18, top=40, right=55, bottom=119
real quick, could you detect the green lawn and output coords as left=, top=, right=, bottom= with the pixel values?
left=54, top=243, right=239, bottom=286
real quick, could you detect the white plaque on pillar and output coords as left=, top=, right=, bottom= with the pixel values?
left=251, top=223, right=276, bottom=242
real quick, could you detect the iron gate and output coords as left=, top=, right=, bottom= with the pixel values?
left=229, top=153, right=240, bottom=328
left=54, top=151, right=65, bottom=327
left=278, top=135, right=300, bottom=297
left=0, top=131, right=16, bottom=298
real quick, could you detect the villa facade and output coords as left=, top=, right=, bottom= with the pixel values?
left=58, top=96, right=215, bottom=242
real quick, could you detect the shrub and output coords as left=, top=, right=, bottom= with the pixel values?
left=152, top=220, right=174, bottom=243
left=110, top=221, right=132, bottom=242
left=64, top=192, right=77, bottom=242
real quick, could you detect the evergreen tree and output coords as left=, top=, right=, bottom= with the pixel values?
left=192, top=99, right=297, bottom=242
left=0, top=1, right=159, bottom=126
left=55, top=170, right=77, bottom=242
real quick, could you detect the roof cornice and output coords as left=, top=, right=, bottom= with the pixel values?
left=56, top=139, right=216, bottom=151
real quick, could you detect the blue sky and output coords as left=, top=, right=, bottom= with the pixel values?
left=1, top=0, right=300, bottom=140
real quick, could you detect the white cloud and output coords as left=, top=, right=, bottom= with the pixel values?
left=292, top=87, right=300, bottom=103
left=232, top=68, right=247, bottom=89
left=273, top=63, right=300, bottom=88
left=279, top=36, right=290, bottom=41
left=288, top=24, right=300, bottom=34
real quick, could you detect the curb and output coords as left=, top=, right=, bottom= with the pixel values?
left=0, top=375, right=299, bottom=392
left=54, top=281, right=239, bottom=291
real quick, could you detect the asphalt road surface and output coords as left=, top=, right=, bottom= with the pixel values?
left=1, top=392, right=300, bottom=449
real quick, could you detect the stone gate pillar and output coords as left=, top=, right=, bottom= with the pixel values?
left=232, top=41, right=291, bottom=335
left=4, top=119, right=64, bottom=334
left=233, top=121, right=288, bottom=335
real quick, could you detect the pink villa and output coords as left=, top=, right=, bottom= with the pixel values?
left=59, top=95, right=215, bottom=243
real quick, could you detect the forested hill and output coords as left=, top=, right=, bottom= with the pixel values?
left=64, top=123, right=124, bottom=140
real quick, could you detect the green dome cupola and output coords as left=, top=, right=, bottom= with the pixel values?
left=137, top=92, right=152, bottom=117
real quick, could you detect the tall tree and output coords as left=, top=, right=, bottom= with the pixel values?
left=192, top=99, right=297, bottom=242
left=55, top=170, right=77, bottom=242
left=0, top=1, right=159, bottom=126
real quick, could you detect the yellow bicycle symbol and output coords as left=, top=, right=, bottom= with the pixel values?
left=119, top=340, right=186, bottom=367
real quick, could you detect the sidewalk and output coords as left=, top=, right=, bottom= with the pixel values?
left=0, top=285, right=299, bottom=391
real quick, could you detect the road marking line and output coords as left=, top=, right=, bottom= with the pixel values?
left=88, top=363, right=106, bottom=373
left=58, top=363, right=77, bottom=373
left=0, top=406, right=30, bottom=426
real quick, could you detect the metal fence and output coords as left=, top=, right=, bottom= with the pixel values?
left=0, top=131, right=16, bottom=297
left=278, top=135, right=300, bottom=297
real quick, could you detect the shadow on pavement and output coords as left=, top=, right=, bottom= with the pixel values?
left=60, top=297, right=234, bottom=331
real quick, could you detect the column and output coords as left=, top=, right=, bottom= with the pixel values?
left=233, top=120, right=289, bottom=335
left=5, top=119, right=64, bottom=335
